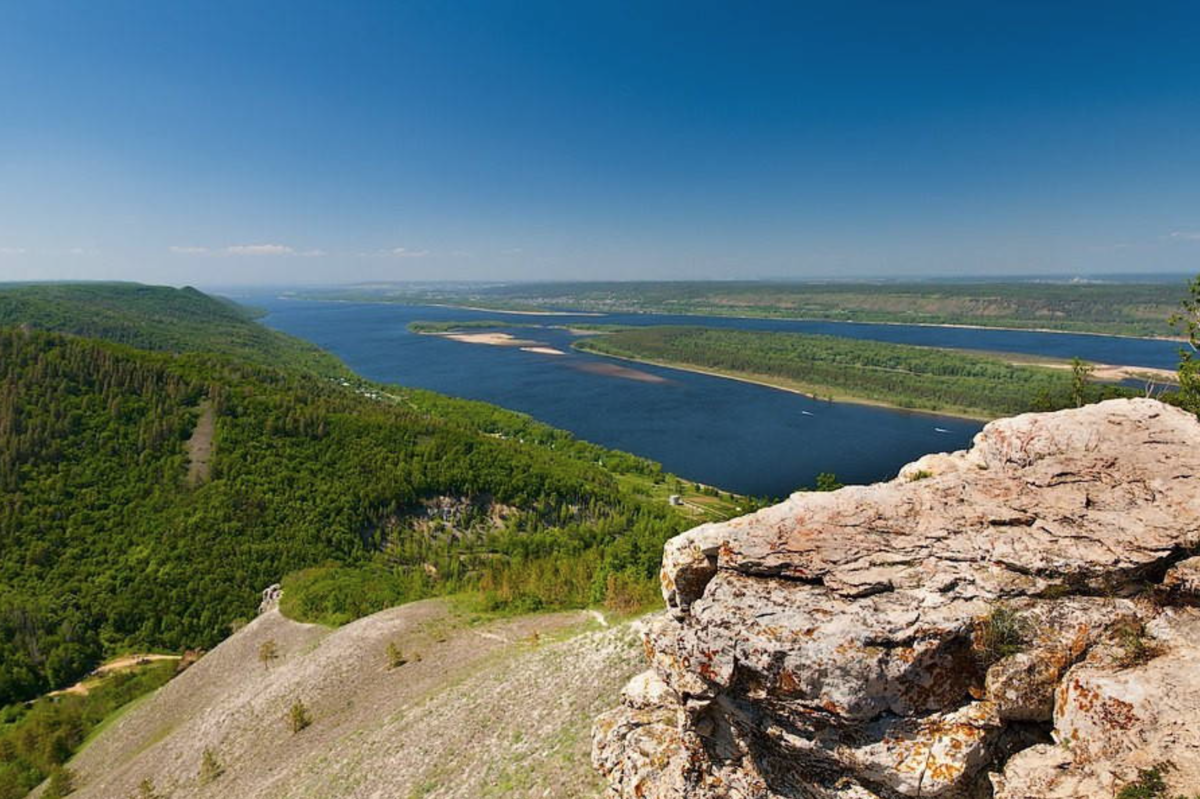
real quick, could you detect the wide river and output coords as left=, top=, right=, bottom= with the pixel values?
left=255, top=297, right=1182, bottom=498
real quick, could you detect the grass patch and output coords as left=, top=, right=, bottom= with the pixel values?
left=1116, top=762, right=1199, bottom=799
left=974, top=604, right=1030, bottom=669
left=1112, top=618, right=1164, bottom=669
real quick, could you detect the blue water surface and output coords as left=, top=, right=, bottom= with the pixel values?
left=254, top=298, right=1179, bottom=497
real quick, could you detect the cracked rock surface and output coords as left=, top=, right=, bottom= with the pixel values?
left=594, top=399, right=1200, bottom=798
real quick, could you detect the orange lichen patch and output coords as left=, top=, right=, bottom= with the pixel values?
left=926, top=760, right=966, bottom=784
left=1066, top=678, right=1139, bottom=731
left=696, top=652, right=722, bottom=682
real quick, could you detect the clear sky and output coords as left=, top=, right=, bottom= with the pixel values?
left=1, top=1, right=1198, bottom=285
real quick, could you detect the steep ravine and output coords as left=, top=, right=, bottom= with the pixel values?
left=594, top=399, right=1200, bottom=798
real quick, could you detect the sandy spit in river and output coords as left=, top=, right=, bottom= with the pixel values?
left=441, top=331, right=540, bottom=347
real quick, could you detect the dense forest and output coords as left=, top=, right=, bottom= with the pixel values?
left=0, top=282, right=344, bottom=376
left=0, top=286, right=705, bottom=721
left=577, top=326, right=1135, bottom=418
left=301, top=279, right=1189, bottom=337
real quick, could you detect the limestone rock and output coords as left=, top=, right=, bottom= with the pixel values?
left=594, top=400, right=1200, bottom=798
left=1164, top=555, right=1200, bottom=600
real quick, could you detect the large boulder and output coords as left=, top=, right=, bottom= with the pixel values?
left=594, top=399, right=1200, bottom=798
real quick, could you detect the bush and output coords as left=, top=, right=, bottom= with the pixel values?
left=385, top=642, right=407, bottom=669
left=258, top=639, right=279, bottom=669
left=198, top=748, right=222, bottom=784
left=288, top=700, right=312, bottom=734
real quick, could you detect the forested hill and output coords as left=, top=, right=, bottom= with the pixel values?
left=0, top=285, right=700, bottom=729
left=0, top=282, right=344, bottom=376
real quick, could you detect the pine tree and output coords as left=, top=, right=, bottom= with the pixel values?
left=288, top=699, right=312, bottom=733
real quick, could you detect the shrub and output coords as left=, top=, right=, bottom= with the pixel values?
left=1112, top=618, right=1163, bottom=669
left=288, top=700, right=312, bottom=734
left=815, top=472, right=842, bottom=492
left=258, top=639, right=279, bottom=669
left=134, top=778, right=161, bottom=799
left=198, top=748, right=222, bottom=784
left=385, top=642, right=407, bottom=669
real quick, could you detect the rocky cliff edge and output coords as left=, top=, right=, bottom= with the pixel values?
left=594, top=399, right=1200, bottom=798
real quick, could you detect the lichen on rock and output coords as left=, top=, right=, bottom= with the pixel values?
left=594, top=399, right=1200, bottom=798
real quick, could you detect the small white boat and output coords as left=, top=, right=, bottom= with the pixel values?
left=801, top=410, right=815, bottom=416
left=934, top=427, right=950, bottom=433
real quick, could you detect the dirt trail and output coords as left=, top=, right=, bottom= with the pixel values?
left=47, top=654, right=182, bottom=698
left=51, top=599, right=645, bottom=799
left=185, top=400, right=215, bottom=486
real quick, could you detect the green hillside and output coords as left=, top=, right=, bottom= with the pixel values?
left=0, top=285, right=707, bottom=720
left=0, top=282, right=344, bottom=376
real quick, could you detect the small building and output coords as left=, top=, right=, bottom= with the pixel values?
left=668, top=494, right=683, bottom=506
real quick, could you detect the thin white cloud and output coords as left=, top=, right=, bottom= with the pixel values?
left=0, top=247, right=27, bottom=255
left=225, top=243, right=295, bottom=256
left=169, top=245, right=210, bottom=254
left=298, top=249, right=327, bottom=257
left=1169, top=231, right=1200, bottom=241
left=387, top=247, right=430, bottom=258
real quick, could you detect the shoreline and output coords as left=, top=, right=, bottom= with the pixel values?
left=281, top=295, right=1186, bottom=342
left=594, top=307, right=1189, bottom=342
left=428, top=303, right=607, bottom=317
left=573, top=345, right=993, bottom=422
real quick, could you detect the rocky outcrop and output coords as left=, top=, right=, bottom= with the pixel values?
left=594, top=399, right=1200, bottom=798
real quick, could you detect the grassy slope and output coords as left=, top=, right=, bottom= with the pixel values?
left=50, top=600, right=643, bottom=799
left=575, top=326, right=1127, bottom=419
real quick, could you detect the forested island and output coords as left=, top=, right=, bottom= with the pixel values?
left=299, top=279, right=1191, bottom=337
left=0, top=284, right=750, bottom=797
left=575, top=326, right=1140, bottom=419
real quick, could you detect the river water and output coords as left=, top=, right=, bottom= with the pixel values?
left=256, top=297, right=1182, bottom=498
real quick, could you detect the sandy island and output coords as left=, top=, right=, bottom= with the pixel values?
left=432, top=331, right=567, bottom=355
left=440, top=332, right=540, bottom=347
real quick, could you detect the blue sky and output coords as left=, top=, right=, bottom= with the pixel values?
left=1, top=1, right=1198, bottom=285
